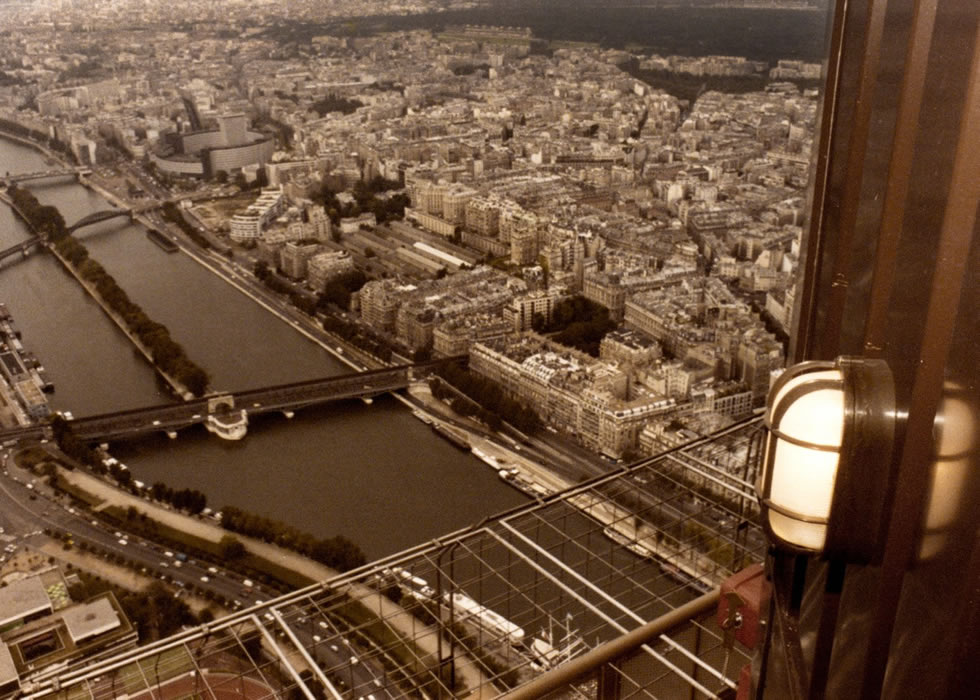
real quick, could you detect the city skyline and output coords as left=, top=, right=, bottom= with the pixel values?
left=0, top=1, right=901, bottom=698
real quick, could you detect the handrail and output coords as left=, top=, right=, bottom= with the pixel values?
left=500, top=588, right=721, bottom=700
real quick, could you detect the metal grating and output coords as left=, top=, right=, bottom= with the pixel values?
left=21, top=420, right=765, bottom=700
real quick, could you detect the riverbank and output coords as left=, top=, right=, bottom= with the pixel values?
left=0, top=128, right=60, bottom=162
left=53, top=463, right=493, bottom=695
left=47, top=243, right=196, bottom=400
left=406, top=383, right=726, bottom=590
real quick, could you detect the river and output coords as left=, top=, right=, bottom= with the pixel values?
left=0, top=137, right=527, bottom=559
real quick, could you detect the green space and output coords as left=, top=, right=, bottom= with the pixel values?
left=311, top=95, right=363, bottom=117
left=430, top=362, right=539, bottom=434
left=533, top=295, right=616, bottom=357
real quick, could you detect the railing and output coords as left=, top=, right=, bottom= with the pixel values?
left=502, top=589, right=734, bottom=699
left=16, top=421, right=764, bottom=700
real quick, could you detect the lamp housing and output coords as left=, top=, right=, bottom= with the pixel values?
left=758, top=356, right=898, bottom=564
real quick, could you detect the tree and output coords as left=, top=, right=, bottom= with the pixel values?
left=219, top=535, right=247, bottom=560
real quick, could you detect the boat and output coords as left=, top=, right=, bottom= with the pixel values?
left=146, top=228, right=178, bottom=252
left=432, top=422, right=469, bottom=449
left=526, top=617, right=589, bottom=671
left=602, top=525, right=655, bottom=559
left=411, top=409, right=433, bottom=425
left=498, top=467, right=552, bottom=498
left=444, top=592, right=525, bottom=644
left=471, top=446, right=498, bottom=467
left=660, top=561, right=715, bottom=594
left=0, top=306, right=52, bottom=420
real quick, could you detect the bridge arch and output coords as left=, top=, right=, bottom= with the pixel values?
left=67, top=209, right=133, bottom=233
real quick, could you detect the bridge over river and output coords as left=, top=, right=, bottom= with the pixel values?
left=0, top=205, right=163, bottom=264
left=1, top=167, right=91, bottom=186
left=0, top=358, right=464, bottom=444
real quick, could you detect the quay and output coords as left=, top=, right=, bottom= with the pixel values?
left=0, top=303, right=52, bottom=425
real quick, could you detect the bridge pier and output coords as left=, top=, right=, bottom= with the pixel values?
left=282, top=410, right=295, bottom=419
left=205, top=409, right=248, bottom=441
left=166, top=430, right=178, bottom=439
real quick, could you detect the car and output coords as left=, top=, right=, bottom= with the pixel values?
left=152, top=420, right=161, bottom=426
left=330, top=644, right=339, bottom=652
left=118, top=539, right=128, bottom=546
left=160, top=562, right=169, bottom=568
left=164, top=551, right=173, bottom=557
left=200, top=575, right=209, bottom=583
left=207, top=566, right=218, bottom=574
left=313, top=634, right=322, bottom=643
left=319, top=621, right=328, bottom=630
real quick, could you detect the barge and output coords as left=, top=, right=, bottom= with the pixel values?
left=146, top=228, right=179, bottom=253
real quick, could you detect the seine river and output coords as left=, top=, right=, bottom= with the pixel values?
left=0, top=137, right=526, bottom=559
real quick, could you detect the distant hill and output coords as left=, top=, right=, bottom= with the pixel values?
left=302, top=3, right=830, bottom=64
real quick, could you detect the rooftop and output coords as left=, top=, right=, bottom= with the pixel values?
left=0, top=577, right=51, bottom=629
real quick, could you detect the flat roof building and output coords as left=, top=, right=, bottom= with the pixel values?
left=0, top=577, right=52, bottom=629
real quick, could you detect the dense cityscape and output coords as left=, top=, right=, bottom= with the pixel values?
left=0, top=1, right=827, bottom=697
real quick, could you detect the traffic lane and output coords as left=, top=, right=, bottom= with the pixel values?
left=282, top=605, right=392, bottom=695
left=3, top=481, right=270, bottom=605
left=300, top=620, right=390, bottom=696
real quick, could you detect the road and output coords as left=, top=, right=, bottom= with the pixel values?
left=1, top=446, right=396, bottom=697
left=0, top=450, right=266, bottom=605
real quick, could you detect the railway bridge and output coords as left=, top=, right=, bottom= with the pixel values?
left=0, top=357, right=465, bottom=444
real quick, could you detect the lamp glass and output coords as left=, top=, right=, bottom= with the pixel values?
left=767, top=369, right=844, bottom=551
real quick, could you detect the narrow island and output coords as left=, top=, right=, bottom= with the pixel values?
left=4, top=184, right=210, bottom=398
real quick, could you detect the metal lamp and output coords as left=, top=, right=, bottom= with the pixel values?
left=757, top=356, right=898, bottom=564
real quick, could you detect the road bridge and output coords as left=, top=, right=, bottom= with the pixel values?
left=2, top=167, right=90, bottom=186
left=0, top=357, right=466, bottom=444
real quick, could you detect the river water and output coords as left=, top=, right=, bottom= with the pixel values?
left=0, top=137, right=526, bottom=559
